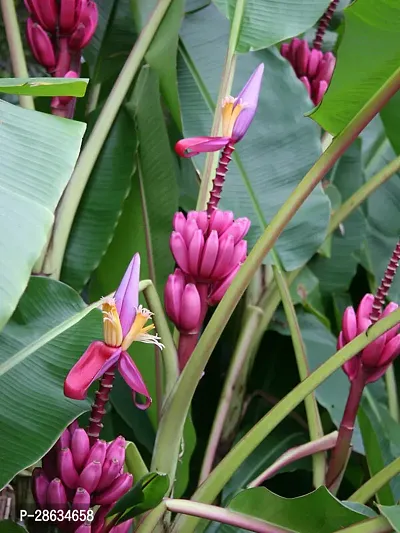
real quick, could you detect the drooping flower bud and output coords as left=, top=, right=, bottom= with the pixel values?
left=32, top=469, right=49, bottom=510
left=339, top=294, right=400, bottom=383
left=165, top=269, right=204, bottom=334
left=281, top=38, right=336, bottom=105
left=92, top=473, right=133, bottom=505
left=47, top=478, right=68, bottom=511
left=26, top=19, right=57, bottom=70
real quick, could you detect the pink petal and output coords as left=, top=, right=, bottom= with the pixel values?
left=212, top=234, right=235, bottom=279
left=342, top=307, right=357, bottom=343
left=173, top=212, right=186, bottom=233
left=307, top=49, right=323, bottom=78
left=199, top=230, right=219, bottom=279
left=64, top=342, right=121, bottom=400
left=361, top=333, right=386, bottom=368
left=313, top=80, right=328, bottom=105
left=175, top=137, right=230, bottom=158
left=188, top=229, right=204, bottom=277
left=170, top=232, right=189, bottom=273
left=114, top=253, right=140, bottom=337
left=118, top=351, right=152, bottom=409
left=180, top=284, right=202, bottom=332
left=379, top=335, right=400, bottom=367
left=164, top=269, right=185, bottom=325
left=209, top=209, right=234, bottom=234
left=295, top=40, right=309, bottom=76
left=280, top=43, right=290, bottom=59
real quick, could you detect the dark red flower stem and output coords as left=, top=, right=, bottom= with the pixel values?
left=87, top=365, right=117, bottom=445
left=178, top=333, right=199, bottom=372
left=325, top=369, right=365, bottom=487
left=370, top=239, right=400, bottom=324
left=206, top=143, right=235, bottom=216
left=313, top=0, right=339, bottom=51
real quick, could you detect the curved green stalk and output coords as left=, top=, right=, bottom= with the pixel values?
left=171, top=310, right=400, bottom=533
left=149, top=69, right=400, bottom=506
left=196, top=0, right=246, bottom=210
left=41, top=0, right=175, bottom=279
left=385, top=365, right=399, bottom=422
left=348, top=455, right=400, bottom=504
left=0, top=0, right=34, bottom=110
left=273, top=265, right=325, bottom=487
left=333, top=517, right=393, bottom=533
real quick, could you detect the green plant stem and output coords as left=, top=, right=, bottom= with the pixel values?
left=196, top=0, right=245, bottom=210
left=148, top=69, right=400, bottom=527
left=0, top=0, right=34, bottom=110
left=329, top=154, right=400, bottom=234
left=325, top=370, right=365, bottom=488
left=143, top=282, right=179, bottom=402
left=348, top=455, right=400, bottom=504
left=41, top=0, right=174, bottom=278
left=273, top=265, right=325, bottom=488
left=385, top=365, right=399, bottom=422
left=248, top=431, right=338, bottom=488
left=165, top=499, right=297, bottom=533
left=170, top=311, right=400, bottom=533
left=333, top=517, right=393, bottom=533
left=135, top=502, right=167, bottom=533
left=198, top=305, right=264, bottom=483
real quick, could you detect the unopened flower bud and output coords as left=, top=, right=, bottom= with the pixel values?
left=72, top=487, right=91, bottom=511
left=32, top=468, right=49, bottom=509
left=25, top=0, right=58, bottom=32
left=59, top=448, right=79, bottom=489
left=59, top=0, right=83, bottom=33
left=71, top=428, right=90, bottom=471
left=68, top=1, right=98, bottom=50
left=47, top=478, right=68, bottom=511
left=26, top=19, right=56, bottom=70
left=79, top=460, right=102, bottom=493
left=165, top=269, right=203, bottom=333
left=93, top=473, right=133, bottom=505
left=96, top=459, right=121, bottom=492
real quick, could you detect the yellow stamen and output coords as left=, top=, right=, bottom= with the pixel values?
left=121, top=305, right=155, bottom=350
left=101, top=298, right=123, bottom=347
left=221, top=96, right=244, bottom=137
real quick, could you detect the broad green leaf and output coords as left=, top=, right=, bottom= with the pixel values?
left=0, top=277, right=101, bottom=487
left=222, top=422, right=308, bottom=502
left=134, top=0, right=185, bottom=126
left=0, top=77, right=88, bottom=96
left=358, top=406, right=395, bottom=506
left=379, top=505, right=400, bottom=532
left=310, top=142, right=367, bottom=293
left=212, top=0, right=332, bottom=53
left=381, top=92, right=400, bottom=155
left=179, top=4, right=330, bottom=270
left=0, top=522, right=27, bottom=533
left=62, top=108, right=137, bottom=291
left=108, top=472, right=169, bottom=523
left=214, top=487, right=370, bottom=532
left=125, top=441, right=149, bottom=480
left=310, top=0, right=400, bottom=135
left=0, top=100, right=85, bottom=330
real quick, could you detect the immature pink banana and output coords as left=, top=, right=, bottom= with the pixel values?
left=60, top=0, right=83, bottom=34
left=26, top=19, right=56, bottom=70
left=25, top=0, right=58, bottom=32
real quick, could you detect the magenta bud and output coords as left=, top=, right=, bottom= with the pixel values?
left=79, top=1, right=99, bottom=48
left=165, top=269, right=184, bottom=325
left=188, top=230, right=205, bottom=277
left=280, top=43, right=290, bottom=58
left=232, top=240, right=247, bottom=266
left=59, top=0, right=82, bottom=33
left=313, top=80, right=328, bottom=105
left=199, top=231, right=219, bottom=278
left=68, top=419, right=80, bottom=436
left=209, top=210, right=233, bottom=234
left=26, top=19, right=56, bottom=70
left=71, top=428, right=90, bottom=471
left=85, top=440, right=107, bottom=467
left=307, top=49, right=323, bottom=78
left=110, top=519, right=134, bottom=533
left=362, top=333, right=386, bottom=367
left=93, top=473, right=133, bottom=505
left=380, top=335, right=400, bottom=367
left=46, top=478, right=68, bottom=511
left=208, top=264, right=241, bottom=306
left=356, top=293, right=374, bottom=322
left=180, top=284, right=202, bottom=333
left=79, top=460, right=102, bottom=493
left=187, top=210, right=208, bottom=234
left=32, top=468, right=49, bottom=509
left=337, top=331, right=344, bottom=350
left=58, top=429, right=71, bottom=450
left=106, top=436, right=126, bottom=462
left=173, top=212, right=186, bottom=233
left=315, top=52, right=335, bottom=83
left=170, top=232, right=189, bottom=273
left=59, top=448, right=79, bottom=489
left=28, top=0, right=58, bottom=32
left=381, top=302, right=399, bottom=341
left=96, top=459, right=122, bottom=492
left=72, top=487, right=91, bottom=511
left=288, top=38, right=301, bottom=63
left=221, top=217, right=251, bottom=244
left=300, top=76, right=311, bottom=96
left=68, top=22, right=86, bottom=50
left=342, top=307, right=357, bottom=343
left=183, top=218, right=199, bottom=247
left=212, top=235, right=235, bottom=279
left=295, top=39, right=309, bottom=76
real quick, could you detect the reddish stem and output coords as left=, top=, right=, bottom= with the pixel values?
left=178, top=333, right=199, bottom=372
left=325, top=369, right=365, bottom=487
left=370, top=239, right=400, bottom=324
left=87, top=365, right=117, bottom=444
left=313, top=0, right=339, bottom=51
left=206, top=143, right=235, bottom=216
